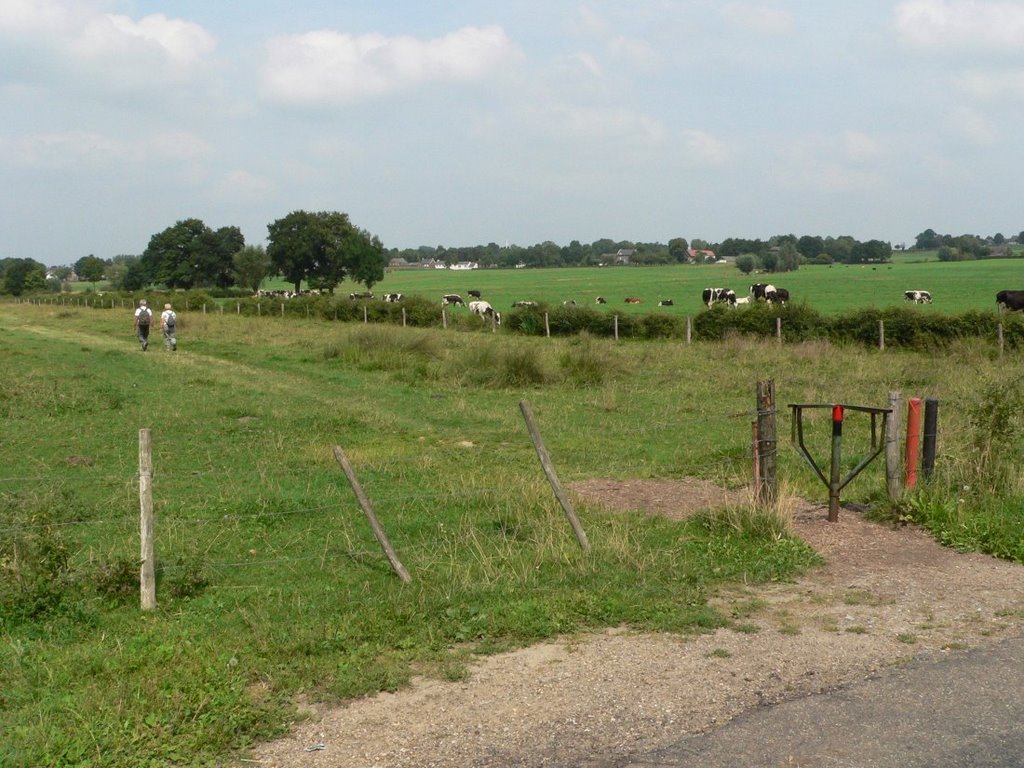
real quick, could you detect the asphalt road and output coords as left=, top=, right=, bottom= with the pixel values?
left=617, top=635, right=1024, bottom=768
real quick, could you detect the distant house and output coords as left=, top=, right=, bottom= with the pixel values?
left=687, top=248, right=717, bottom=263
left=449, top=261, right=479, bottom=270
left=614, top=249, right=634, bottom=265
left=388, top=257, right=411, bottom=268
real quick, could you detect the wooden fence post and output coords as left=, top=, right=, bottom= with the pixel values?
left=885, top=390, right=902, bottom=502
left=998, top=323, right=1004, bottom=359
left=755, top=380, right=777, bottom=507
left=776, top=316, right=782, bottom=344
left=363, top=306, right=368, bottom=324
left=402, top=307, right=407, bottom=327
left=545, top=313, right=550, bottom=338
left=879, top=320, right=885, bottom=351
left=614, top=314, right=619, bottom=341
left=686, top=317, right=692, bottom=344
left=332, top=446, right=412, bottom=583
left=139, top=428, right=156, bottom=611
left=519, top=400, right=590, bottom=552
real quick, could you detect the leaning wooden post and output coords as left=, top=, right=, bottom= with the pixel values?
left=544, top=313, right=551, bottom=338
left=879, top=320, right=885, bottom=351
left=139, top=428, right=156, bottom=611
left=885, top=390, right=902, bottom=502
left=519, top=401, right=590, bottom=552
left=755, top=380, right=777, bottom=507
left=332, top=446, right=412, bottom=583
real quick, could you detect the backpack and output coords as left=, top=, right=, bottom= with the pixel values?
left=165, top=311, right=176, bottom=329
left=137, top=307, right=151, bottom=326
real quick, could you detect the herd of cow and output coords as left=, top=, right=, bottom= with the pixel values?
left=334, top=285, right=1024, bottom=316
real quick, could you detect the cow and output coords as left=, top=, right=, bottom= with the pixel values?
left=767, top=288, right=790, bottom=305
left=383, top=293, right=404, bottom=302
left=467, top=290, right=482, bottom=298
left=996, top=290, right=1024, bottom=311
left=658, top=299, right=674, bottom=306
left=595, top=296, right=607, bottom=304
left=563, top=300, right=577, bottom=306
left=349, top=291, right=374, bottom=300
left=702, top=288, right=735, bottom=308
left=442, top=294, right=464, bottom=306
left=750, top=283, right=776, bottom=301
left=624, top=297, right=642, bottom=304
left=512, top=300, right=538, bottom=308
left=904, top=290, right=932, bottom=304
left=733, top=296, right=750, bottom=306
left=469, top=300, right=501, bottom=325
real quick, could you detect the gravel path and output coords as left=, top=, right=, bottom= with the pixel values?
left=247, top=480, right=1024, bottom=768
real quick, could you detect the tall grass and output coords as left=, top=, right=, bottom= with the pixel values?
left=0, top=301, right=1020, bottom=767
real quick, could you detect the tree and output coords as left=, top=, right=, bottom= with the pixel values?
left=1, top=258, right=46, bottom=296
left=267, top=210, right=386, bottom=293
left=776, top=242, right=800, bottom=272
left=142, top=219, right=243, bottom=289
left=914, top=229, right=942, bottom=250
left=735, top=254, right=757, bottom=274
left=668, top=237, right=689, bottom=263
left=233, top=245, right=271, bottom=295
left=74, top=254, right=106, bottom=285
left=797, top=235, right=824, bottom=261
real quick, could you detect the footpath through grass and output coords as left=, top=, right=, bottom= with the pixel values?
left=0, top=301, right=1021, bottom=767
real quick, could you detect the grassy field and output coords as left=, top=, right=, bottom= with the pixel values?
left=1, top=300, right=1022, bottom=766
left=302, top=257, right=1023, bottom=316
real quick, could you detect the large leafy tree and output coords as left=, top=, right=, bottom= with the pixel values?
left=266, top=211, right=385, bottom=293
left=0, top=258, right=47, bottom=296
left=74, top=254, right=106, bottom=285
left=233, top=245, right=271, bottom=294
left=142, top=219, right=243, bottom=289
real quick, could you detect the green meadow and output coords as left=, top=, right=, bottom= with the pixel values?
left=321, top=258, right=1023, bottom=316
left=1, top=291, right=1022, bottom=767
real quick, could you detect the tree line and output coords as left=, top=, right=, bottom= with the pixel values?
left=2, top=222, right=1020, bottom=297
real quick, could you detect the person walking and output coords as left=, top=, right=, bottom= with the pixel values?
left=161, top=303, right=177, bottom=351
left=133, top=299, right=153, bottom=351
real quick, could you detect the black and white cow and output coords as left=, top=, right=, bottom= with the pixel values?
left=512, top=300, right=538, bottom=308
left=442, top=293, right=464, bottom=306
left=904, top=290, right=932, bottom=304
left=383, top=293, right=404, bottom=302
left=767, top=287, right=790, bottom=305
left=702, top=287, right=735, bottom=308
left=467, top=289, right=482, bottom=298
left=469, top=300, right=501, bottom=325
left=658, top=299, right=674, bottom=306
left=996, top=290, right=1024, bottom=311
left=595, top=296, right=607, bottom=304
left=563, top=299, right=577, bottom=306
left=750, top=283, right=776, bottom=301
left=349, top=291, right=374, bottom=300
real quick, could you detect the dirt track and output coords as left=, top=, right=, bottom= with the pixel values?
left=248, top=479, right=1024, bottom=768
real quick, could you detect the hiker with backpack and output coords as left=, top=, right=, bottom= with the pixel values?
left=161, top=303, right=177, bottom=351
left=133, top=299, right=153, bottom=351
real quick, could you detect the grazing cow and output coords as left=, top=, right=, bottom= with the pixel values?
left=563, top=299, right=577, bottom=306
left=595, top=296, right=607, bottom=304
left=624, top=297, right=642, bottom=304
left=750, top=283, right=776, bottom=301
left=512, top=300, right=538, bottom=308
left=904, top=290, right=932, bottom=304
left=767, top=288, right=790, bottom=305
left=996, top=290, right=1024, bottom=311
left=701, top=287, right=735, bottom=308
left=442, top=293, right=464, bottom=306
left=469, top=300, right=501, bottom=325
left=467, top=290, right=482, bottom=298
left=383, top=293, right=404, bottom=302
left=733, top=296, right=750, bottom=306
left=658, top=299, right=674, bottom=306
left=349, top=291, right=374, bottom=300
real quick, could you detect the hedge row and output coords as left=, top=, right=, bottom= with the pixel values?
left=27, top=291, right=1024, bottom=350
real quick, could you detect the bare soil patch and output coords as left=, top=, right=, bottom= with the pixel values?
left=248, top=479, right=1024, bottom=768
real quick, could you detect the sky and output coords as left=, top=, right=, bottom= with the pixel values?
left=3, top=0, right=1024, bottom=265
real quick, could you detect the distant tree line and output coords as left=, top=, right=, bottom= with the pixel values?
left=0, top=211, right=386, bottom=296
left=913, top=229, right=1024, bottom=262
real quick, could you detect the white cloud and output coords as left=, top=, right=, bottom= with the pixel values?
left=894, top=0, right=1024, bottom=51
left=79, top=14, right=216, bottom=66
left=0, top=129, right=211, bottom=169
left=720, top=3, right=795, bottom=35
left=261, top=25, right=519, bottom=105
left=954, top=69, right=1024, bottom=100
left=213, top=170, right=274, bottom=202
left=678, top=129, right=732, bottom=167
left=948, top=107, right=1000, bottom=145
